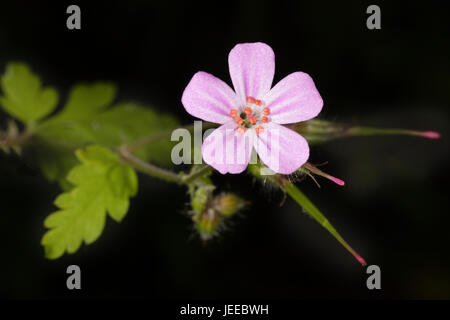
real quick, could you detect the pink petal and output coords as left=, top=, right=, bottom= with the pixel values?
left=228, top=42, right=275, bottom=102
left=263, top=72, right=323, bottom=124
left=254, top=123, right=309, bottom=174
left=202, top=122, right=254, bottom=174
left=182, top=71, right=241, bottom=124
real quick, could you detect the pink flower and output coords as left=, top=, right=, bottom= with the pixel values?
left=182, top=42, right=323, bottom=174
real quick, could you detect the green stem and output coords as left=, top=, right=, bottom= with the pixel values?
left=295, top=119, right=440, bottom=145
left=120, top=146, right=213, bottom=186
left=119, top=121, right=216, bottom=185
left=346, top=126, right=439, bottom=138
left=2, top=118, right=216, bottom=186
left=0, top=128, right=33, bottom=148
left=182, top=165, right=213, bottom=184
left=120, top=147, right=183, bottom=184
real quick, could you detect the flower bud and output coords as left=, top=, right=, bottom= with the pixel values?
left=193, top=193, right=247, bottom=241
left=214, top=193, right=245, bottom=216
left=196, top=209, right=220, bottom=241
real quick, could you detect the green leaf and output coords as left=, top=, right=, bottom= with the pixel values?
left=36, top=144, right=78, bottom=190
left=283, top=182, right=366, bottom=266
left=34, top=82, right=179, bottom=186
left=0, top=62, right=58, bottom=123
left=51, top=82, right=116, bottom=121
left=41, top=145, right=138, bottom=259
left=75, top=143, right=120, bottom=167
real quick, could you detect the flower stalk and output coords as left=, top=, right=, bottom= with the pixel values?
left=120, top=147, right=183, bottom=184
left=119, top=145, right=214, bottom=187
left=0, top=120, right=34, bottom=153
left=294, top=119, right=441, bottom=145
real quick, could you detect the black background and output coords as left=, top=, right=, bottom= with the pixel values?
left=0, top=0, right=449, bottom=300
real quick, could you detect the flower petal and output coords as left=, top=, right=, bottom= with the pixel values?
left=182, top=71, right=241, bottom=124
left=254, top=123, right=309, bottom=174
left=263, top=72, right=323, bottom=124
left=202, top=122, right=254, bottom=174
left=228, top=42, right=275, bottom=102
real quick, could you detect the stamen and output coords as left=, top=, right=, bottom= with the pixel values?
left=246, top=96, right=255, bottom=103
left=244, top=107, right=252, bottom=115
left=236, top=117, right=244, bottom=125
left=249, top=116, right=256, bottom=125
left=255, top=126, right=264, bottom=134
left=237, top=126, right=246, bottom=134
left=263, top=107, right=270, bottom=115
left=255, top=99, right=262, bottom=106
left=230, top=109, right=238, bottom=118
left=262, top=116, right=268, bottom=123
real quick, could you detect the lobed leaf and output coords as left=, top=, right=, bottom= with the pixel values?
left=51, top=82, right=116, bottom=121
left=41, top=145, right=138, bottom=259
left=0, top=62, right=58, bottom=123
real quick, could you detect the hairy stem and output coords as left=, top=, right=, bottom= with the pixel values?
left=294, top=119, right=441, bottom=145
left=0, top=128, right=33, bottom=148
left=119, top=121, right=216, bottom=185
left=119, top=146, right=212, bottom=185
left=248, top=164, right=366, bottom=266
left=182, top=165, right=213, bottom=184
left=119, top=146, right=183, bottom=184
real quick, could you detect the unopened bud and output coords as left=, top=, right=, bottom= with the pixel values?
left=214, top=193, right=246, bottom=216
left=194, top=193, right=247, bottom=241
left=197, top=209, right=220, bottom=241
left=191, top=185, right=214, bottom=215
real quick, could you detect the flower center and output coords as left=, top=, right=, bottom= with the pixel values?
left=230, top=96, right=270, bottom=135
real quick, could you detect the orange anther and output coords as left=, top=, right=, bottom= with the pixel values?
left=255, top=99, right=262, bottom=106
left=236, top=117, right=244, bottom=125
left=255, top=126, right=264, bottom=134
left=263, top=107, right=270, bottom=115
left=244, top=107, right=252, bottom=115
left=237, top=126, right=246, bottom=134
left=249, top=116, right=256, bottom=125
left=262, top=116, right=268, bottom=123
left=230, top=109, right=238, bottom=118
left=247, top=96, right=255, bottom=103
